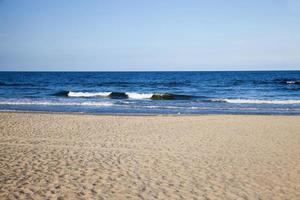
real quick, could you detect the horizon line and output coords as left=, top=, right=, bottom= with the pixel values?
left=0, top=69, right=299, bottom=72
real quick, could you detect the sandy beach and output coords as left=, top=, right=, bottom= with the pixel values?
left=0, top=112, right=299, bottom=199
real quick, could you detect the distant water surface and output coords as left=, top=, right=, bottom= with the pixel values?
left=0, top=71, right=299, bottom=115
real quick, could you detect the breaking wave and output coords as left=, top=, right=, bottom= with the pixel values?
left=68, top=91, right=111, bottom=97
left=53, top=91, right=300, bottom=104
left=55, top=91, right=194, bottom=100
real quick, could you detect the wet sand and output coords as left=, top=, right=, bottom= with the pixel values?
left=0, top=112, right=299, bottom=199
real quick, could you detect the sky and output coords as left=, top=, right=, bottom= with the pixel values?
left=0, top=0, right=300, bottom=71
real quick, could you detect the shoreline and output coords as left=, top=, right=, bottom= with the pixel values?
left=1, top=109, right=300, bottom=117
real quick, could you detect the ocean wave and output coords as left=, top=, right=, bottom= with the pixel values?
left=126, top=92, right=153, bottom=99
left=0, top=101, right=114, bottom=106
left=55, top=91, right=194, bottom=100
left=274, top=79, right=300, bottom=85
left=212, top=99, right=300, bottom=104
left=54, top=91, right=112, bottom=97
left=68, top=91, right=111, bottom=97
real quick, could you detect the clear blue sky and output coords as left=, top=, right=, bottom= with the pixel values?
left=0, top=0, right=300, bottom=71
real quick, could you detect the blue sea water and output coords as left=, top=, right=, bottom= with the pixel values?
left=0, top=71, right=299, bottom=115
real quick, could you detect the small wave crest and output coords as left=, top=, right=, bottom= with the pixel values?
left=286, top=80, right=300, bottom=85
left=67, top=91, right=129, bottom=99
left=212, top=99, right=300, bottom=104
left=68, top=91, right=111, bottom=97
left=56, top=91, right=194, bottom=100
left=274, top=79, right=300, bottom=85
left=126, top=92, right=153, bottom=99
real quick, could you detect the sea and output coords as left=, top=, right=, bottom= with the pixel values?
left=0, top=71, right=299, bottom=115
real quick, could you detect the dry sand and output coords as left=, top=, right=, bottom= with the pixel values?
left=0, top=112, right=299, bottom=200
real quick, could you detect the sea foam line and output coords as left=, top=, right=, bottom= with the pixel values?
left=213, top=99, right=300, bottom=104
left=0, top=101, right=114, bottom=106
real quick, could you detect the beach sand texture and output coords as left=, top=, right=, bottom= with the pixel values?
left=0, top=112, right=299, bottom=199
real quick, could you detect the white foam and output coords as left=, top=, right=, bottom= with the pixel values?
left=214, top=99, right=300, bottom=104
left=68, top=91, right=111, bottom=97
left=126, top=92, right=153, bottom=99
left=287, top=81, right=295, bottom=84
left=286, top=81, right=299, bottom=84
left=0, top=101, right=114, bottom=106
left=67, top=91, right=154, bottom=99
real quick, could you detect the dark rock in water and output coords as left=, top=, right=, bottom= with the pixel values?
left=151, top=93, right=193, bottom=100
left=109, top=92, right=128, bottom=99
left=53, top=90, right=69, bottom=96
left=151, top=93, right=173, bottom=100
